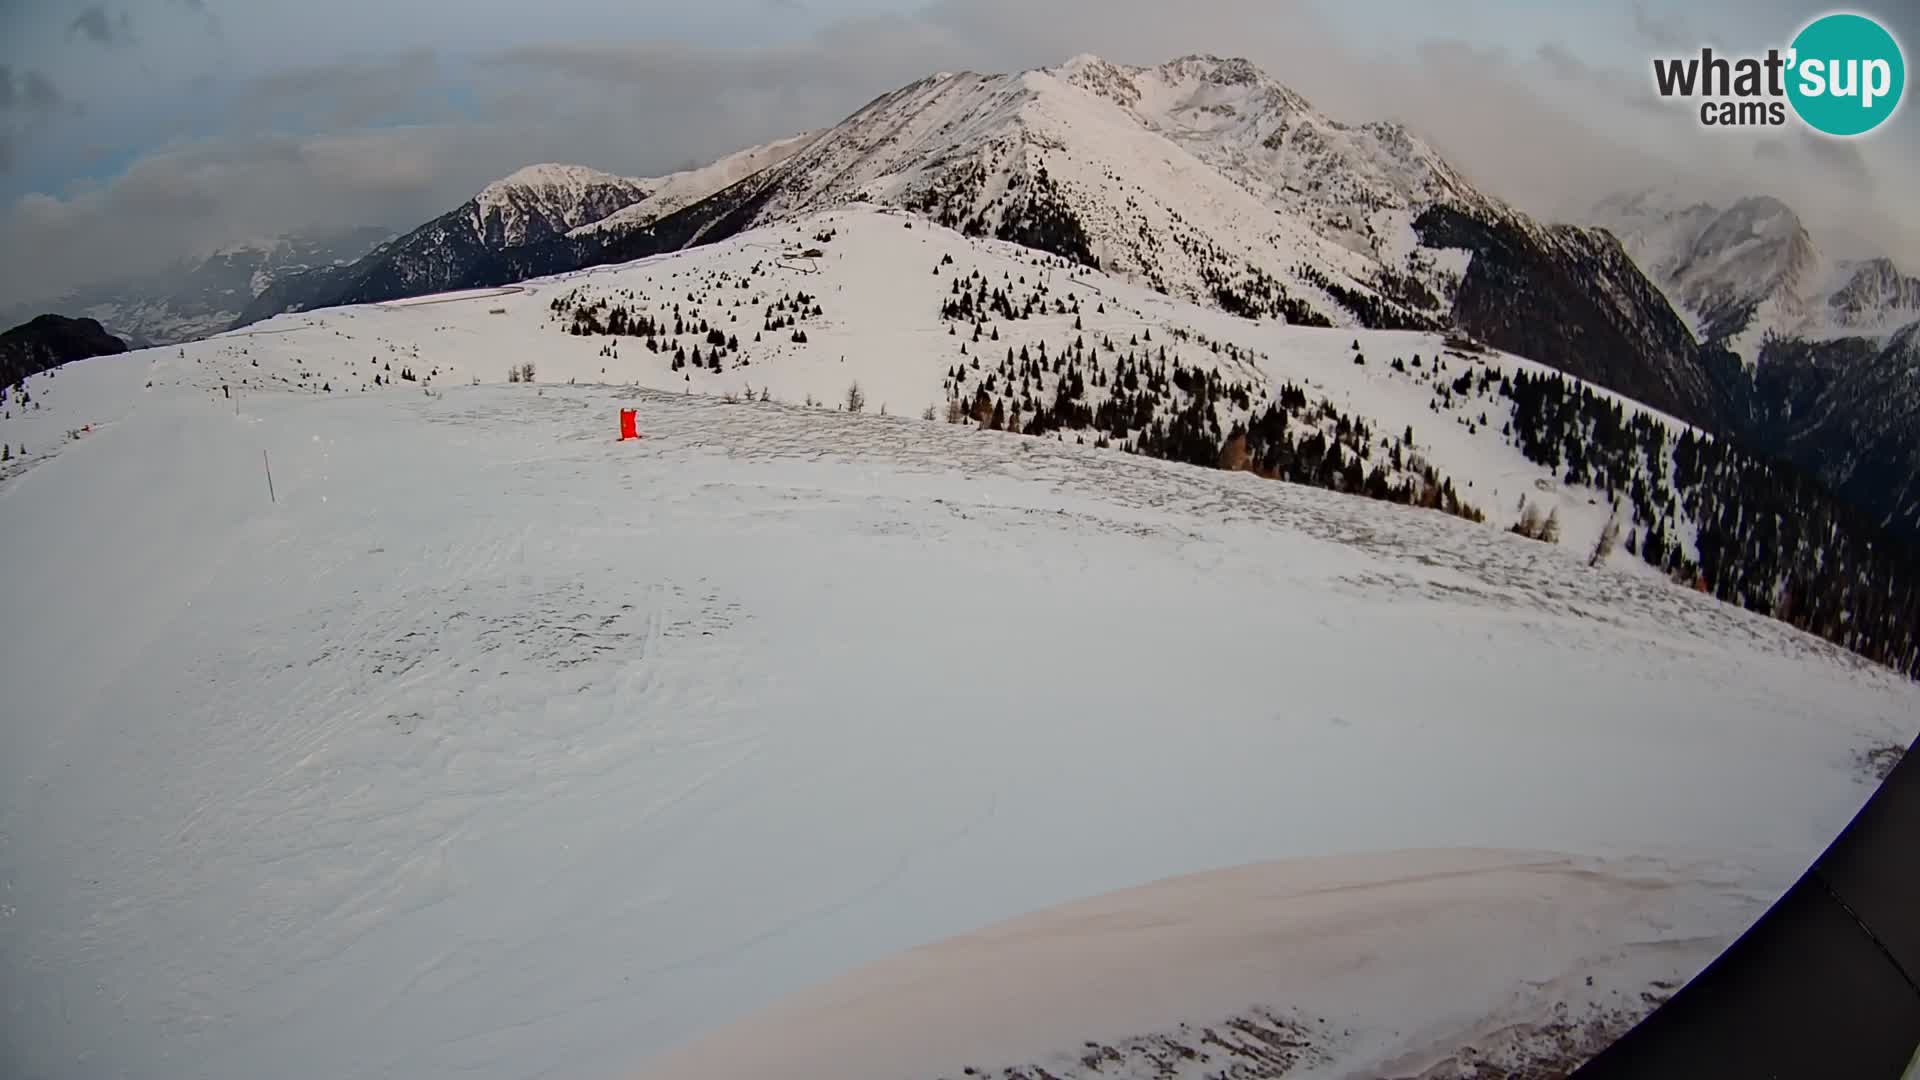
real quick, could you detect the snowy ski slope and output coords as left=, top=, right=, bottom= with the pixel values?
left=2, top=208, right=1916, bottom=1080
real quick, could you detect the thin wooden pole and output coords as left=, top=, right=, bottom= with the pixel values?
left=263, top=449, right=276, bottom=504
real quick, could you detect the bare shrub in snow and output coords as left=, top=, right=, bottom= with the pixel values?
left=1512, top=499, right=1545, bottom=541
left=1589, top=506, right=1622, bottom=567
left=1218, top=432, right=1250, bottom=471
left=1541, top=508, right=1562, bottom=545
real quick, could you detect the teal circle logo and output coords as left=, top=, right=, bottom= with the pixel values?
left=1787, top=12, right=1905, bottom=136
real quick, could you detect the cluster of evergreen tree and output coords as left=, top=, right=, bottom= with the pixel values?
left=1203, top=261, right=1333, bottom=327
left=910, top=160, right=996, bottom=237
left=1368, top=267, right=1442, bottom=314
left=1291, top=263, right=1437, bottom=332
left=763, top=291, right=822, bottom=333
left=939, top=266, right=1080, bottom=326
left=1500, top=368, right=1920, bottom=677
left=993, top=167, right=1098, bottom=269
left=936, top=308, right=1484, bottom=526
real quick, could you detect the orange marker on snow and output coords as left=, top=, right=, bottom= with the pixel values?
left=618, top=408, right=640, bottom=441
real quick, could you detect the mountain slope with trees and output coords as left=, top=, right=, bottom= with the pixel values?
left=1, top=314, right=128, bottom=388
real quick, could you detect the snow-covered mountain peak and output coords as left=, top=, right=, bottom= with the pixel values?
left=1587, top=189, right=1920, bottom=360
left=1050, top=52, right=1499, bottom=226
left=1056, top=52, right=1141, bottom=105
left=1828, top=258, right=1920, bottom=330
left=476, top=163, right=645, bottom=208
left=468, top=163, right=654, bottom=247
left=1155, top=53, right=1265, bottom=86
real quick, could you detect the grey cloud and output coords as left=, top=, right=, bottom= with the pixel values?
left=1796, top=128, right=1874, bottom=194
left=166, top=0, right=222, bottom=38
left=67, top=5, right=132, bottom=45
left=0, top=69, right=64, bottom=175
left=1630, top=0, right=1690, bottom=51
left=0, top=127, right=511, bottom=303
left=23, top=69, right=61, bottom=110
left=232, top=50, right=440, bottom=129
left=1537, top=42, right=1605, bottom=86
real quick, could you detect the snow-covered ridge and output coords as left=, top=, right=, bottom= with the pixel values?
left=568, top=132, right=825, bottom=239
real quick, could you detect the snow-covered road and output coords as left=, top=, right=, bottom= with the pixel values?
left=2, top=383, right=1913, bottom=1079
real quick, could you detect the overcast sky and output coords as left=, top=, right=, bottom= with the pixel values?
left=1, top=0, right=1915, bottom=306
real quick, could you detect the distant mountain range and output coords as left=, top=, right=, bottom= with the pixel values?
left=1, top=227, right=394, bottom=349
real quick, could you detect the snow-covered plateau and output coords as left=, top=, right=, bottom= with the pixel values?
left=1, top=207, right=1914, bottom=1080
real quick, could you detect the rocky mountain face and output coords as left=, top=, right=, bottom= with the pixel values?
left=1411, top=206, right=1744, bottom=428
left=0, top=227, right=390, bottom=348
left=0, top=314, right=128, bottom=387
left=1750, top=323, right=1920, bottom=538
left=1827, top=259, right=1920, bottom=331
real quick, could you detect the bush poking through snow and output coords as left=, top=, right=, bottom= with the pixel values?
left=1589, top=505, right=1622, bottom=567
left=1512, top=499, right=1549, bottom=542
left=845, top=382, right=866, bottom=414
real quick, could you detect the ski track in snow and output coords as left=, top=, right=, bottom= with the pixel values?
left=2, top=372, right=1915, bottom=1080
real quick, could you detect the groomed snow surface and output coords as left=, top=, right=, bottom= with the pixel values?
left=3, top=209, right=1918, bottom=1080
